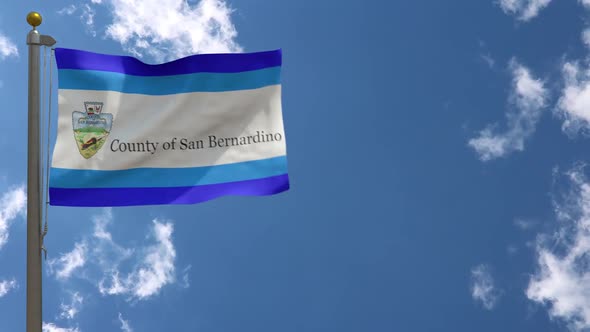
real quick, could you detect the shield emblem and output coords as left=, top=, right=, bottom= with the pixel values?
left=72, top=102, right=113, bottom=159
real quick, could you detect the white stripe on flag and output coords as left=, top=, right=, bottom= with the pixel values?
left=53, top=85, right=285, bottom=170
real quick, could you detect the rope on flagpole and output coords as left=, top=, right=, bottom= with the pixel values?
left=40, top=47, right=54, bottom=260
left=40, top=46, right=46, bottom=217
left=39, top=46, right=47, bottom=260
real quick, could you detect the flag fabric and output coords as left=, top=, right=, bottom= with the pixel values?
left=49, top=48, right=289, bottom=207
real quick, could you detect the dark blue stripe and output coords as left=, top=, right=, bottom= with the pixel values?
left=50, top=156, right=288, bottom=188
left=55, top=48, right=282, bottom=76
left=58, top=67, right=281, bottom=94
left=49, top=174, right=289, bottom=207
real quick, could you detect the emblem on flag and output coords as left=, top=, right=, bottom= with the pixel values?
left=72, top=102, right=113, bottom=159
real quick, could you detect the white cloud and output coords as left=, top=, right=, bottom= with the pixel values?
left=0, top=186, right=26, bottom=250
left=480, top=54, right=496, bottom=69
left=42, top=323, right=80, bottom=332
left=527, top=166, right=590, bottom=331
left=552, top=2, right=590, bottom=136
left=180, top=265, right=191, bottom=288
left=59, top=292, right=83, bottom=320
left=498, top=0, right=553, bottom=21
left=57, top=4, right=97, bottom=36
left=80, top=5, right=98, bottom=37
left=99, top=220, right=176, bottom=300
left=0, top=33, right=18, bottom=60
left=118, top=313, right=133, bottom=332
left=468, top=128, right=509, bottom=161
left=0, top=279, right=17, bottom=297
left=582, top=29, right=590, bottom=49
left=90, top=209, right=134, bottom=271
left=514, top=218, right=537, bottom=230
left=98, top=271, right=127, bottom=296
left=470, top=264, right=501, bottom=310
left=133, top=221, right=175, bottom=298
left=50, top=209, right=178, bottom=301
left=87, top=0, right=242, bottom=61
left=48, top=209, right=129, bottom=282
left=468, top=61, right=548, bottom=161
left=93, top=209, right=113, bottom=241
left=556, top=62, right=590, bottom=135
left=48, top=242, right=87, bottom=280
left=507, top=245, right=519, bottom=255
left=57, top=5, right=77, bottom=16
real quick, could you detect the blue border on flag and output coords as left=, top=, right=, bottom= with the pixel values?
left=55, top=48, right=282, bottom=76
left=49, top=174, right=290, bottom=207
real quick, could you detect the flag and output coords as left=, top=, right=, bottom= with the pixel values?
left=49, top=48, right=289, bottom=207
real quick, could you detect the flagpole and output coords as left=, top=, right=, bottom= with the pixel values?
left=26, top=12, right=55, bottom=332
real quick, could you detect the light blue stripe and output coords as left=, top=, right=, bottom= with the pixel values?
left=50, top=156, right=288, bottom=189
left=58, top=67, right=281, bottom=95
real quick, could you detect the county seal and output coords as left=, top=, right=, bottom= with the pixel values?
left=72, top=102, right=113, bottom=159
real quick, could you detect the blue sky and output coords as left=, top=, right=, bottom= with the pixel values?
left=3, top=0, right=590, bottom=331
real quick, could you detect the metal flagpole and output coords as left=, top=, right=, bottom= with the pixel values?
left=26, top=12, right=55, bottom=332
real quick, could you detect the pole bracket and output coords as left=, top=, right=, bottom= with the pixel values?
left=26, top=30, right=56, bottom=46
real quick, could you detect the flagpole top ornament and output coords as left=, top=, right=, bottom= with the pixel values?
left=26, top=12, right=42, bottom=29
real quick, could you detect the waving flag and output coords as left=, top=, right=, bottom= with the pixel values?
left=49, top=48, right=289, bottom=207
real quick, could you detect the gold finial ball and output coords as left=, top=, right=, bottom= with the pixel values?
left=26, top=12, right=42, bottom=28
